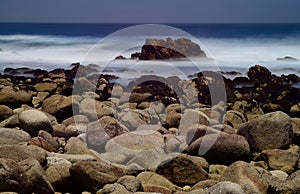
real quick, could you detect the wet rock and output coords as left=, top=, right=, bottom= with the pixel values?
left=276, top=56, right=299, bottom=61
left=139, top=37, right=206, bottom=60
left=42, top=95, right=79, bottom=123
left=137, top=172, right=181, bottom=193
left=185, top=132, right=250, bottom=164
left=105, top=130, right=164, bottom=160
left=19, top=109, right=53, bottom=137
left=238, top=111, right=293, bottom=151
left=0, top=105, right=13, bottom=121
left=18, top=157, right=54, bottom=194
left=0, top=158, right=31, bottom=194
left=0, top=127, right=31, bottom=145
left=247, top=65, right=272, bottom=82
left=69, top=160, right=127, bottom=193
left=221, top=161, right=269, bottom=194
left=156, top=154, right=208, bottom=186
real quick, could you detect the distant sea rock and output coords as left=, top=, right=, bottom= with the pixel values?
left=115, top=37, right=207, bottom=60
left=276, top=56, right=299, bottom=62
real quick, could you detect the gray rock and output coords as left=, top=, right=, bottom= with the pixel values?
left=0, top=127, right=31, bottom=145
left=19, top=109, right=53, bottom=137
left=105, top=130, right=164, bottom=160
left=99, top=152, right=127, bottom=164
left=0, top=158, right=31, bottom=194
left=120, top=109, right=152, bottom=131
left=79, top=98, right=115, bottom=121
left=238, top=111, right=293, bottom=151
left=87, top=116, right=128, bottom=153
left=179, top=109, right=210, bottom=136
left=100, top=183, right=131, bottom=194
left=192, top=179, right=219, bottom=190
left=270, top=170, right=288, bottom=181
left=205, top=181, right=245, bottom=194
left=185, top=132, right=250, bottom=164
left=18, top=157, right=54, bottom=194
left=126, top=148, right=167, bottom=170
left=0, top=144, right=47, bottom=164
left=156, top=154, right=208, bottom=186
left=117, top=175, right=141, bottom=192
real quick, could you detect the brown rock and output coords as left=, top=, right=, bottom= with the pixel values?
left=238, top=111, right=293, bottom=151
left=156, top=154, right=208, bottom=186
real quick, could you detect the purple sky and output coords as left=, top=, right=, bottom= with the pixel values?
left=1, top=0, right=300, bottom=23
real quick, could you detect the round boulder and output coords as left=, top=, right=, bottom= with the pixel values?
left=238, top=111, right=293, bottom=151
left=19, top=109, right=53, bottom=137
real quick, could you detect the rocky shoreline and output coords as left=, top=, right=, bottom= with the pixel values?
left=0, top=62, right=300, bottom=194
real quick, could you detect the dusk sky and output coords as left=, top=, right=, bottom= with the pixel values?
left=1, top=0, right=300, bottom=23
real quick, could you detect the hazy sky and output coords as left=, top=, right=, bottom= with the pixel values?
left=1, top=0, right=300, bottom=23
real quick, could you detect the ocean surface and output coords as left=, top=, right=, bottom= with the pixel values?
left=1, top=23, right=300, bottom=81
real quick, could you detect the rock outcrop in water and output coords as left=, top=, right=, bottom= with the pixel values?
left=115, top=37, right=207, bottom=60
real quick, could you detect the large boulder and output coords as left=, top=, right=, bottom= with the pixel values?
left=238, top=111, right=293, bottom=151
left=0, top=128, right=31, bottom=145
left=0, top=158, right=31, bottom=194
left=0, top=89, right=32, bottom=108
left=18, top=157, right=54, bottom=194
left=0, top=144, right=47, bottom=164
left=156, top=154, right=208, bottom=186
left=86, top=116, right=128, bottom=153
left=185, top=132, right=250, bottom=164
left=139, top=37, right=206, bottom=60
left=205, top=181, right=245, bottom=194
left=69, top=160, right=127, bottom=193
left=259, top=145, right=300, bottom=173
left=247, top=65, right=272, bottom=82
left=119, top=109, right=152, bottom=131
left=105, top=130, right=164, bottom=160
left=42, top=95, right=79, bottom=123
left=221, top=161, right=269, bottom=194
left=19, top=109, right=53, bottom=137
left=45, top=157, right=73, bottom=192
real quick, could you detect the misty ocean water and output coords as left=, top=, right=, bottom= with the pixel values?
left=0, top=23, right=300, bottom=80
